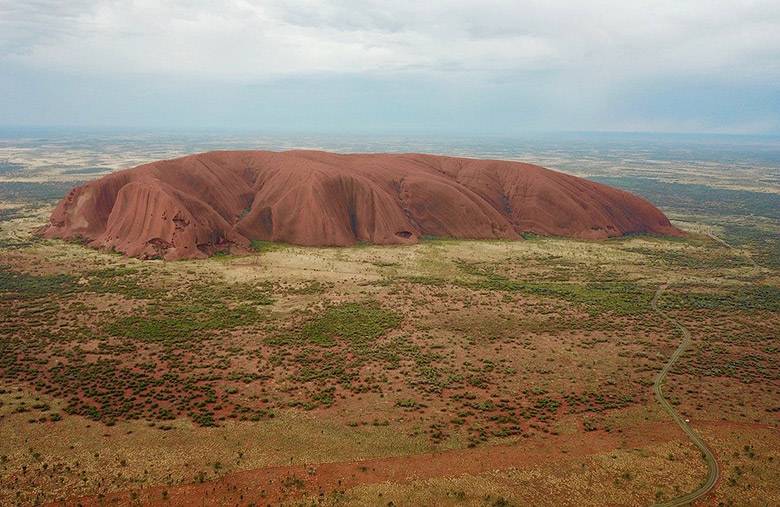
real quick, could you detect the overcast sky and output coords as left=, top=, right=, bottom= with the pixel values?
left=1, top=0, right=779, bottom=134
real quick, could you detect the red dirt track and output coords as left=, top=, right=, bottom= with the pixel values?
left=42, top=150, right=681, bottom=260
left=57, top=421, right=685, bottom=506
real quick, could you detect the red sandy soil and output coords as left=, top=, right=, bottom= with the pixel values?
left=42, top=151, right=682, bottom=260
left=58, top=420, right=685, bottom=507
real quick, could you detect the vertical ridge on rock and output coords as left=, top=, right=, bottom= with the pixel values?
left=41, top=150, right=682, bottom=259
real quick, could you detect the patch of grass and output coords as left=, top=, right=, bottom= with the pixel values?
left=396, top=398, right=420, bottom=409
left=400, top=275, right=448, bottom=286
left=0, top=265, right=76, bottom=299
left=300, top=301, right=401, bottom=347
left=250, top=239, right=286, bottom=253
left=722, top=223, right=780, bottom=269
left=286, top=281, right=327, bottom=295
left=456, top=263, right=651, bottom=315
left=0, top=264, right=167, bottom=301
left=662, top=285, right=780, bottom=312
left=106, top=301, right=262, bottom=344
left=624, top=246, right=753, bottom=269
left=103, top=281, right=271, bottom=345
left=85, top=267, right=165, bottom=299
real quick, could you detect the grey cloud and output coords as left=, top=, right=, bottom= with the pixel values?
left=0, top=0, right=778, bottom=133
left=2, top=0, right=779, bottom=80
left=0, top=0, right=98, bottom=54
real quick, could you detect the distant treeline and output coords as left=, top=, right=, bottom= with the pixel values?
left=590, top=176, right=780, bottom=220
left=0, top=181, right=83, bottom=203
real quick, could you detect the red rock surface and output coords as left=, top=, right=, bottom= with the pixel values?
left=41, top=150, right=682, bottom=260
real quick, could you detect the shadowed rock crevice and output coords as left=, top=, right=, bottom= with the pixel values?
left=41, top=150, right=682, bottom=259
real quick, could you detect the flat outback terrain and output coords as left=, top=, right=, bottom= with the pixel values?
left=1, top=135, right=779, bottom=506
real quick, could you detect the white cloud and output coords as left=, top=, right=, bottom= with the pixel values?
left=1, top=0, right=779, bottom=133
left=1, top=0, right=778, bottom=83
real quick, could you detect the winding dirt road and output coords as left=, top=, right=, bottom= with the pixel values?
left=650, top=284, right=719, bottom=506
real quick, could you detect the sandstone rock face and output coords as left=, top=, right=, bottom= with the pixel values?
left=42, top=150, right=682, bottom=259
